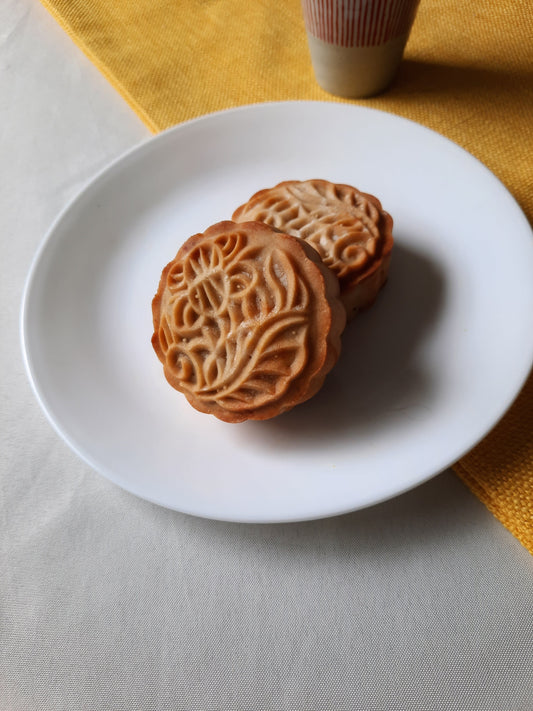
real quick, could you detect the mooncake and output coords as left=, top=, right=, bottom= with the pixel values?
left=152, top=220, right=346, bottom=422
left=232, top=179, right=393, bottom=320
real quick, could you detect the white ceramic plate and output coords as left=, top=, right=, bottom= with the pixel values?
left=21, top=101, right=533, bottom=523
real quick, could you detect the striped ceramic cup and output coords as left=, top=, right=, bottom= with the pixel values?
left=301, top=0, right=421, bottom=97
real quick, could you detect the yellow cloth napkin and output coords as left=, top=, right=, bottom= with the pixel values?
left=40, top=0, right=533, bottom=550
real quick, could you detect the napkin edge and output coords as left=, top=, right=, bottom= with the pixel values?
left=454, top=461, right=533, bottom=555
left=39, top=0, right=160, bottom=133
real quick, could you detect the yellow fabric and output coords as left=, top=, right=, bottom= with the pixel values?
left=40, top=0, right=533, bottom=550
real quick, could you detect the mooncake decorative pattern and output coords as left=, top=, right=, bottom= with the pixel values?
left=232, top=179, right=394, bottom=319
left=152, top=221, right=345, bottom=422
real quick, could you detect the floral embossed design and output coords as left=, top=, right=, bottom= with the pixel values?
left=154, top=228, right=318, bottom=418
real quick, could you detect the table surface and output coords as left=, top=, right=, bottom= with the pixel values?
left=2, top=1, right=532, bottom=709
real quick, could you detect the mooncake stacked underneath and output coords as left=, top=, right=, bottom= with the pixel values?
left=233, top=179, right=393, bottom=320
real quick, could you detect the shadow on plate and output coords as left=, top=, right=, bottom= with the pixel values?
left=238, top=240, right=446, bottom=450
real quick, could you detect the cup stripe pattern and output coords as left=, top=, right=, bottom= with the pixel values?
left=302, top=0, right=420, bottom=47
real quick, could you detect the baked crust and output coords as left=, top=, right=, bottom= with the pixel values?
left=232, top=179, right=393, bottom=320
left=152, top=220, right=346, bottom=422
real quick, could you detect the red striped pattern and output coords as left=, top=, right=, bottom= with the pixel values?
left=302, top=0, right=420, bottom=48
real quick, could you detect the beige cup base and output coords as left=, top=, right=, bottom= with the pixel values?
left=306, top=33, right=408, bottom=98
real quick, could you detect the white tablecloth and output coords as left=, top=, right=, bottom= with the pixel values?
left=1, top=1, right=532, bottom=709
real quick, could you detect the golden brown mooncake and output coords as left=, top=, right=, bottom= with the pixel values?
left=152, top=220, right=346, bottom=423
left=232, top=179, right=394, bottom=320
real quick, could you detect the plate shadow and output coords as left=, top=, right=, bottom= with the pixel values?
left=240, top=241, right=447, bottom=449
